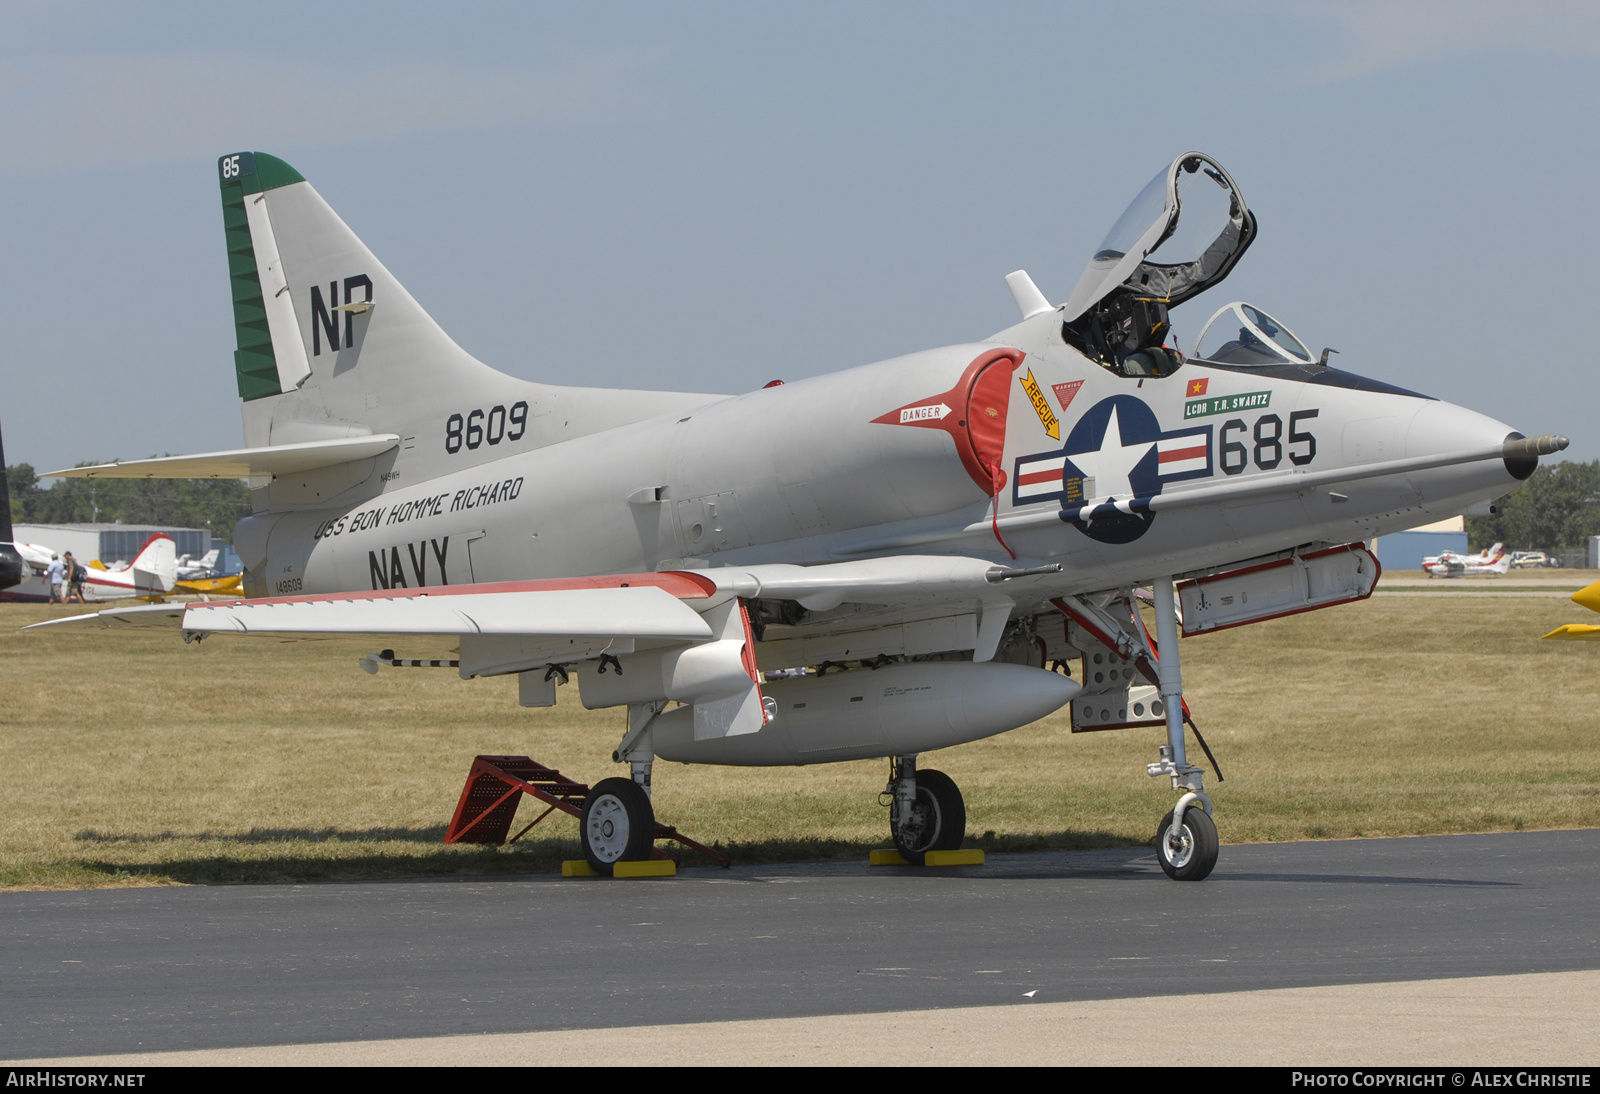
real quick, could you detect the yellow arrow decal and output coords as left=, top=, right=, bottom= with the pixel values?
left=1019, top=368, right=1059, bottom=441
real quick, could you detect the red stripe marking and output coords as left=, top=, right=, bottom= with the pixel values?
left=191, top=571, right=719, bottom=610
left=1158, top=443, right=1207, bottom=463
left=1018, top=468, right=1063, bottom=486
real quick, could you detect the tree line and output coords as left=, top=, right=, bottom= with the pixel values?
left=1464, top=460, right=1600, bottom=552
left=6, top=464, right=252, bottom=543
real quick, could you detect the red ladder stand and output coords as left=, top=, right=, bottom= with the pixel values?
left=443, top=755, right=731, bottom=868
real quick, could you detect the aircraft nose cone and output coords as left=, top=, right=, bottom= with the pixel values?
left=1408, top=399, right=1519, bottom=459
left=1405, top=400, right=1562, bottom=500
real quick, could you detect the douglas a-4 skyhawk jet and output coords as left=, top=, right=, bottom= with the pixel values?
left=37, top=151, right=1565, bottom=880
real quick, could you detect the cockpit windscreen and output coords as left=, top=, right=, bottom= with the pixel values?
left=1194, top=302, right=1313, bottom=365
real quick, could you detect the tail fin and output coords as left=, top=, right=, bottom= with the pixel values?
left=128, top=534, right=177, bottom=594
left=0, top=417, right=23, bottom=590
left=218, top=152, right=518, bottom=448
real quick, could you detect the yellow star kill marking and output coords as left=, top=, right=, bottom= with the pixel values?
left=1019, top=368, right=1059, bottom=440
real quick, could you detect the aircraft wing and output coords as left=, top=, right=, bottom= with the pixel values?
left=31, top=556, right=1049, bottom=735
left=174, top=574, right=244, bottom=596
left=184, top=584, right=712, bottom=641
left=1542, top=625, right=1600, bottom=641
left=41, top=434, right=401, bottom=480
left=33, top=573, right=715, bottom=641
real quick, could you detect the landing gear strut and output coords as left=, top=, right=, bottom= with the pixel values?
left=1147, top=577, right=1218, bottom=881
left=581, top=701, right=661, bottom=875
left=886, top=756, right=967, bottom=865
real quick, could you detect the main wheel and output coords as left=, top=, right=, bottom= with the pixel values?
left=581, top=777, right=656, bottom=876
left=1155, top=805, right=1219, bottom=881
left=890, top=768, right=966, bottom=865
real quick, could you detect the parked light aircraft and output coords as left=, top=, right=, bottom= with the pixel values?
left=6, top=534, right=178, bottom=602
left=175, top=545, right=245, bottom=596
left=1422, top=542, right=1510, bottom=577
left=35, top=151, right=1567, bottom=879
left=1544, top=580, right=1600, bottom=641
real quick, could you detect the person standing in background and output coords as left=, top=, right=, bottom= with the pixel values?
left=45, top=554, right=64, bottom=604
left=64, top=551, right=87, bottom=604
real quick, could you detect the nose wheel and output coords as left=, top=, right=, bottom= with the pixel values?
left=1155, top=804, right=1218, bottom=881
left=888, top=765, right=967, bottom=865
left=580, top=776, right=656, bottom=875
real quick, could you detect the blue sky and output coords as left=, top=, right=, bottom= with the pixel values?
left=3, top=0, right=1597, bottom=471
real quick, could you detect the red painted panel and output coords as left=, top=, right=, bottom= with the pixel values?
left=964, top=350, right=1022, bottom=494
left=203, top=570, right=719, bottom=609
left=870, top=347, right=1027, bottom=494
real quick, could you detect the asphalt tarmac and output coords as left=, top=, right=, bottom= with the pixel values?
left=3, top=830, right=1597, bottom=1061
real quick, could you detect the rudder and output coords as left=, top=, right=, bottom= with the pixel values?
left=216, top=152, right=514, bottom=449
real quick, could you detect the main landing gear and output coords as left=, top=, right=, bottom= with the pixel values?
left=1147, top=577, right=1218, bottom=881
left=885, top=756, right=967, bottom=864
left=581, top=700, right=660, bottom=876
left=580, top=777, right=655, bottom=875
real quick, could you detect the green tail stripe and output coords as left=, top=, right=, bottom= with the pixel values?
left=217, top=152, right=307, bottom=402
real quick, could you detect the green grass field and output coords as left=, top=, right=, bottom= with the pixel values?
left=2, top=578, right=1597, bottom=888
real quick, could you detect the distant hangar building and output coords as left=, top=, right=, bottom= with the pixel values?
left=1372, top=516, right=1468, bottom=572
left=12, top=523, right=211, bottom=565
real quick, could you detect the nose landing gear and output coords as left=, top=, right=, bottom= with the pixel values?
left=1156, top=797, right=1218, bottom=881
left=1146, top=576, right=1218, bottom=881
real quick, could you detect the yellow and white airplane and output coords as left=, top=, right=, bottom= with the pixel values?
left=1542, top=580, right=1600, bottom=641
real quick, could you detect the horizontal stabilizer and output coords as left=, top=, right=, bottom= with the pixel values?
left=43, top=435, right=400, bottom=480
left=27, top=604, right=187, bottom=630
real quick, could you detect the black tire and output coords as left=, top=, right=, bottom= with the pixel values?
left=890, top=768, right=966, bottom=865
left=1155, top=805, right=1219, bottom=881
left=580, top=777, right=656, bottom=876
